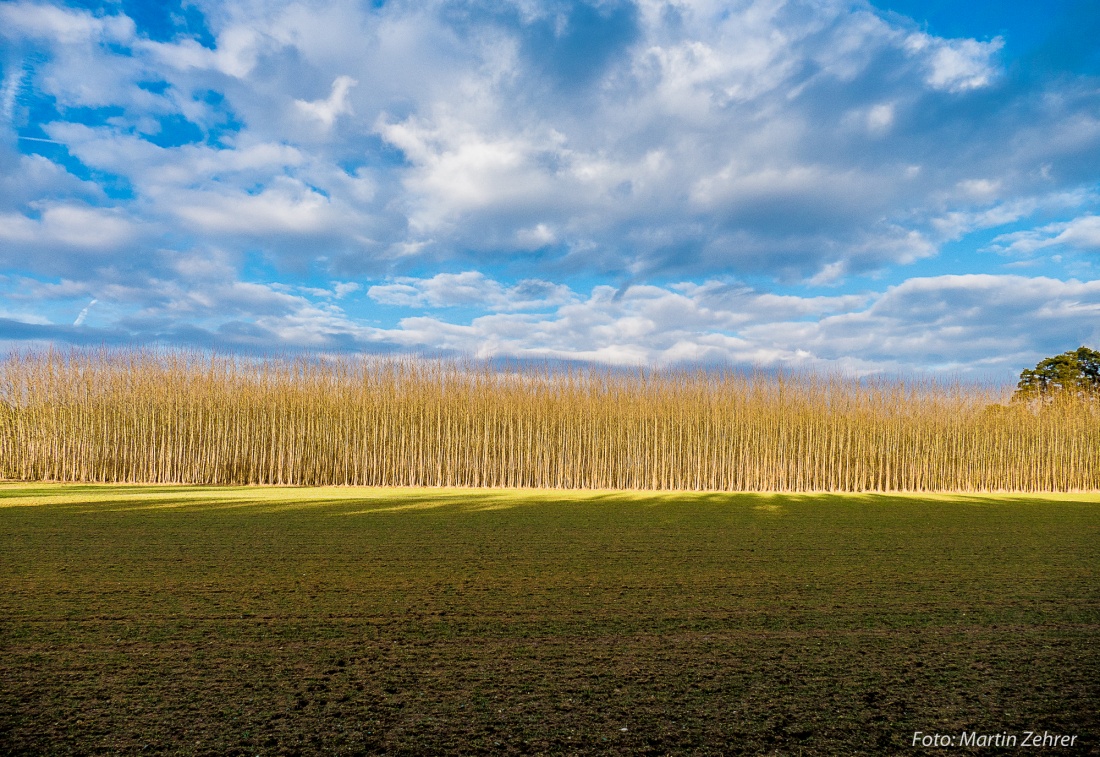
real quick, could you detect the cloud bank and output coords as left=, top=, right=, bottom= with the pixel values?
left=1, top=0, right=1098, bottom=378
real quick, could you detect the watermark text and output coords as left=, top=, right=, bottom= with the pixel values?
left=911, top=731, right=1079, bottom=748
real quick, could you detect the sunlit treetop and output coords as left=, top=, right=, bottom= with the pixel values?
left=1015, top=347, right=1100, bottom=401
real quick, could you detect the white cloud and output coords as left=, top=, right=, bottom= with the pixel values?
left=3, top=0, right=1076, bottom=280
left=905, top=32, right=1003, bottom=92
left=866, top=103, right=895, bottom=135
left=6, top=262, right=1098, bottom=379
left=1056, top=216, right=1100, bottom=250
left=368, top=271, right=575, bottom=311
left=295, top=75, right=358, bottom=129
left=991, top=214, right=1100, bottom=255
left=1, top=0, right=1099, bottom=371
left=139, top=26, right=262, bottom=78
left=169, top=179, right=335, bottom=235
left=346, top=0, right=1035, bottom=279
left=367, top=273, right=1100, bottom=375
left=0, top=2, right=134, bottom=45
left=32, top=125, right=380, bottom=258
left=49, top=125, right=307, bottom=187
left=514, top=223, right=557, bottom=249
left=0, top=153, right=107, bottom=208
left=72, top=298, right=97, bottom=326
left=957, top=178, right=1001, bottom=201
left=377, top=113, right=571, bottom=232
left=0, top=204, right=137, bottom=250
left=1, top=68, right=23, bottom=124
left=331, top=282, right=360, bottom=298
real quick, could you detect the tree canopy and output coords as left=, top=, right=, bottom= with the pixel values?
left=1014, top=346, right=1100, bottom=401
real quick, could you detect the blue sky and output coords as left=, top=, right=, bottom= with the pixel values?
left=1, top=0, right=1098, bottom=378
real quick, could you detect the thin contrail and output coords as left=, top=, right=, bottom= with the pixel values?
left=74, top=299, right=98, bottom=327
left=18, top=135, right=64, bottom=144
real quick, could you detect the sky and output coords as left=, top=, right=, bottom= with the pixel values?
left=1, top=0, right=1098, bottom=379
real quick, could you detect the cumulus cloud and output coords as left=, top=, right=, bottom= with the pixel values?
left=0, top=1, right=135, bottom=45
left=296, top=75, right=358, bottom=129
left=139, top=27, right=262, bottom=78
left=0, top=204, right=137, bottom=252
left=362, top=273, right=1100, bottom=376
left=745, top=275, right=1100, bottom=371
left=4, top=263, right=1098, bottom=379
left=4, top=0, right=1091, bottom=279
left=904, top=32, right=1003, bottom=92
left=991, top=215, right=1100, bottom=255
left=0, top=0, right=1098, bottom=372
left=170, top=180, right=335, bottom=235
left=368, top=271, right=576, bottom=311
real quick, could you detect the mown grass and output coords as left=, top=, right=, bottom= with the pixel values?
left=1, top=485, right=1097, bottom=755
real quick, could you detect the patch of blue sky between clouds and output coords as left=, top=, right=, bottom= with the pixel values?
left=870, top=0, right=1100, bottom=76
left=0, top=0, right=1098, bottom=377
